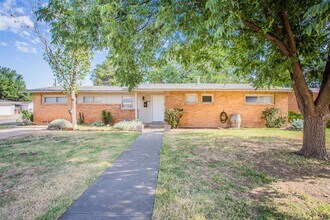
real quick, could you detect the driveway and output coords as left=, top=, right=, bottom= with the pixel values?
left=0, top=125, right=47, bottom=139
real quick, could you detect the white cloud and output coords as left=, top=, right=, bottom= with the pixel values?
left=15, top=41, right=37, bottom=53
left=0, top=14, right=33, bottom=33
left=0, top=41, right=8, bottom=46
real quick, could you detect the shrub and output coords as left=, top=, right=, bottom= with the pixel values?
left=91, top=121, right=105, bottom=127
left=78, top=112, right=85, bottom=124
left=113, top=120, right=144, bottom=131
left=261, top=107, right=287, bottom=128
left=287, top=119, right=304, bottom=131
left=102, top=110, right=113, bottom=125
left=21, top=110, right=33, bottom=122
left=164, top=108, right=183, bottom=128
left=47, top=119, right=73, bottom=130
left=288, top=111, right=303, bottom=123
left=327, top=119, right=330, bottom=128
left=16, top=119, right=33, bottom=126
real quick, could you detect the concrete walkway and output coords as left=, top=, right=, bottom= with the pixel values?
left=60, top=129, right=164, bottom=220
left=0, top=125, right=47, bottom=139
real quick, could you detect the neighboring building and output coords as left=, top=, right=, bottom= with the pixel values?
left=28, top=84, right=317, bottom=128
left=0, top=100, right=16, bottom=116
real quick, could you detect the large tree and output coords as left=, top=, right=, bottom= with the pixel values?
left=0, top=66, right=31, bottom=101
left=40, top=0, right=329, bottom=159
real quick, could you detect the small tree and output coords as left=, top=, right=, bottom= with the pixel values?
left=17, top=1, right=93, bottom=129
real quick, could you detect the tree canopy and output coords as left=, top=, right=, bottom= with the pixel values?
left=0, top=67, right=31, bottom=101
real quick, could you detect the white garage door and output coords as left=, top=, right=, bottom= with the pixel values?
left=0, top=105, right=15, bottom=116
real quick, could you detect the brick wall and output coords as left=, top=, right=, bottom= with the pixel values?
left=33, top=93, right=134, bottom=124
left=164, top=91, right=289, bottom=128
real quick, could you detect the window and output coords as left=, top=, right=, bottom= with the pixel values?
left=202, top=95, right=214, bottom=104
left=122, top=97, right=134, bottom=109
left=185, top=94, right=198, bottom=104
left=83, top=96, right=102, bottom=104
left=44, top=96, right=67, bottom=104
left=245, top=95, right=274, bottom=104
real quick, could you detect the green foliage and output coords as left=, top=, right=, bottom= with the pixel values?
left=101, top=110, right=113, bottom=125
left=288, top=111, right=303, bottom=123
left=91, top=121, right=105, bottom=127
left=327, top=119, right=330, bottom=129
left=304, top=1, right=330, bottom=35
left=91, top=59, right=119, bottom=86
left=0, top=67, right=31, bottom=101
left=78, top=112, right=85, bottom=125
left=21, top=110, right=33, bottom=122
left=164, top=108, right=183, bottom=128
left=36, top=1, right=93, bottom=92
left=47, top=119, right=73, bottom=130
left=262, top=108, right=287, bottom=128
left=287, top=119, right=304, bottom=131
left=113, top=120, right=144, bottom=131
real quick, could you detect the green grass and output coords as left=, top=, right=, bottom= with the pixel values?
left=153, top=128, right=330, bottom=220
left=0, top=131, right=139, bottom=219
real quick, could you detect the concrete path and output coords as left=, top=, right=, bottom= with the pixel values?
left=0, top=125, right=47, bottom=139
left=60, top=129, right=164, bottom=220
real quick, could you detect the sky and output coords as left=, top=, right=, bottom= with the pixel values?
left=0, top=0, right=106, bottom=89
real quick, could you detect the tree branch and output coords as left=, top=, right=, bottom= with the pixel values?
left=242, top=19, right=291, bottom=58
left=280, top=11, right=297, bottom=55
left=315, top=46, right=330, bottom=112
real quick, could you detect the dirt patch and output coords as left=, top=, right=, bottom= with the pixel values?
left=18, top=152, right=38, bottom=157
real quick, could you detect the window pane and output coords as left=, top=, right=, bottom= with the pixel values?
left=122, top=97, right=133, bottom=109
left=246, top=96, right=258, bottom=103
left=57, top=97, right=67, bottom=103
left=186, top=95, right=197, bottom=104
left=44, top=97, right=56, bottom=103
left=83, top=97, right=94, bottom=103
left=94, top=97, right=102, bottom=103
left=202, top=95, right=213, bottom=103
left=259, top=96, right=273, bottom=104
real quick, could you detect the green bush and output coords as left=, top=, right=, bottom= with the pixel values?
left=261, top=107, right=287, bottom=128
left=288, top=111, right=303, bottom=123
left=164, top=108, right=183, bottom=128
left=327, top=119, right=330, bottom=128
left=287, top=119, right=304, bottom=131
left=91, top=121, right=105, bottom=127
left=102, top=110, right=113, bottom=125
left=48, top=119, right=73, bottom=130
left=113, top=120, right=144, bottom=131
left=21, top=110, right=33, bottom=122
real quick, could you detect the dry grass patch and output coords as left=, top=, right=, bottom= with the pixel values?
left=153, top=128, right=330, bottom=219
left=0, top=131, right=139, bottom=220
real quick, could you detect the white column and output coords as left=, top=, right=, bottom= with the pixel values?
left=134, top=92, right=138, bottom=120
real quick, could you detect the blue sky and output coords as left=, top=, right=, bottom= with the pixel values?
left=0, top=0, right=106, bottom=89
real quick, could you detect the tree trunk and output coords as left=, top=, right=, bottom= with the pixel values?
left=70, top=89, right=77, bottom=130
left=299, top=113, right=328, bottom=160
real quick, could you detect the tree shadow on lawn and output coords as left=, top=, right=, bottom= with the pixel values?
left=159, top=133, right=330, bottom=219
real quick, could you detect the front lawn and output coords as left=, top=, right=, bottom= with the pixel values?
left=154, top=128, right=330, bottom=219
left=0, top=131, right=139, bottom=219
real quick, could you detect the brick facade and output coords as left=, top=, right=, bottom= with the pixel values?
left=33, top=93, right=134, bottom=124
left=164, top=91, right=289, bottom=128
left=34, top=90, right=290, bottom=128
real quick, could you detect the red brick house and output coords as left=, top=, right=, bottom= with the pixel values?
left=29, top=83, right=317, bottom=128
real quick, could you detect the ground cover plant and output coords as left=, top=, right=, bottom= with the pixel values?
left=154, top=129, right=330, bottom=219
left=0, top=131, right=139, bottom=219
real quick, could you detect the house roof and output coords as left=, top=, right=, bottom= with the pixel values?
left=28, top=83, right=298, bottom=93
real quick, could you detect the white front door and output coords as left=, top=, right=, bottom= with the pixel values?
left=152, top=95, right=165, bottom=122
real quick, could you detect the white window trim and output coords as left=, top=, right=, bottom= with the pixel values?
left=121, top=96, right=134, bottom=110
left=245, top=94, right=274, bottom=105
left=43, top=95, right=68, bottom=104
left=201, top=94, right=214, bottom=104
left=185, top=93, right=198, bottom=105
left=82, top=96, right=102, bottom=104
